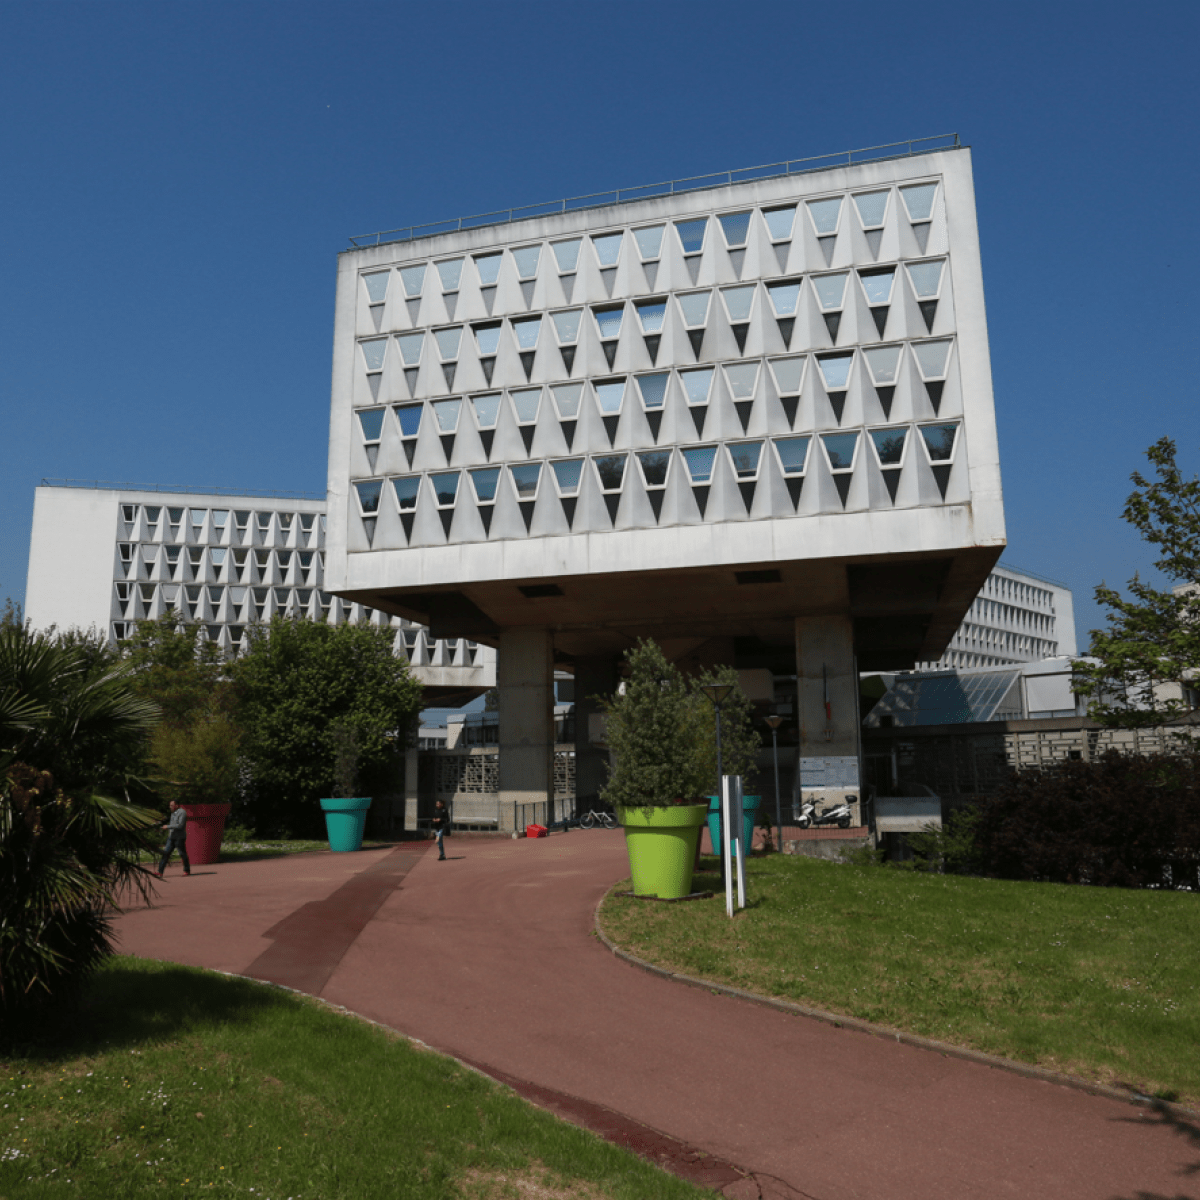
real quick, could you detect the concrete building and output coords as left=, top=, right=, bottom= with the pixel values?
left=916, top=562, right=1076, bottom=670
left=323, top=136, right=1005, bottom=820
left=23, top=481, right=495, bottom=707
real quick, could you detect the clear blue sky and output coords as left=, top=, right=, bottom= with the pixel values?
left=2, top=0, right=1197, bottom=644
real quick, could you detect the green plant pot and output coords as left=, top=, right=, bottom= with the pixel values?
left=319, top=797, right=372, bottom=852
left=616, top=804, right=708, bottom=899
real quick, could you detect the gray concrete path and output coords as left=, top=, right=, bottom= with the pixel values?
left=116, top=835, right=1199, bottom=1200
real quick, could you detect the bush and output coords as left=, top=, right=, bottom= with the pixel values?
left=972, top=752, right=1200, bottom=889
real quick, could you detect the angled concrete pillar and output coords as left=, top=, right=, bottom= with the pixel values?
left=795, top=615, right=862, bottom=822
left=498, top=628, right=554, bottom=828
left=573, top=655, right=619, bottom=814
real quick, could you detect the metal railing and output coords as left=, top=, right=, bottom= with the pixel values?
left=39, top=478, right=324, bottom=501
left=348, top=134, right=961, bottom=249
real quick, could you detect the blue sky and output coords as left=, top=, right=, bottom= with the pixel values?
left=1, top=0, right=1197, bottom=644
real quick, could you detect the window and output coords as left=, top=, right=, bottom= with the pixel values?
left=190, top=508, right=206, bottom=530
left=396, top=331, right=424, bottom=365
left=681, top=446, right=717, bottom=484
left=594, top=379, right=626, bottom=415
left=550, top=382, right=583, bottom=420
left=723, top=362, right=759, bottom=400
left=361, top=339, right=387, bottom=371
left=768, top=356, right=806, bottom=395
left=636, top=449, right=671, bottom=489
left=720, top=285, right=755, bottom=323
left=913, top=339, right=952, bottom=380
left=853, top=191, right=890, bottom=229
left=118, top=543, right=133, bottom=563
left=431, top=398, right=462, bottom=434
left=188, top=547, right=204, bottom=568
left=512, top=246, right=541, bottom=278
left=821, top=432, right=859, bottom=471
left=211, top=547, right=228, bottom=568
left=431, top=472, right=460, bottom=507
left=919, top=423, right=958, bottom=461
left=907, top=260, right=945, bottom=298
left=510, top=463, right=541, bottom=500
left=858, top=268, right=895, bottom=306
left=436, top=259, right=463, bottom=290
left=122, top=504, right=138, bottom=523
left=765, top=280, right=801, bottom=317
left=355, top=481, right=383, bottom=514
left=471, top=393, right=501, bottom=430
left=634, top=298, right=666, bottom=333
left=550, top=309, right=582, bottom=344
left=399, top=264, right=426, bottom=296
left=680, top=367, right=714, bottom=405
left=358, top=408, right=386, bottom=441
left=816, top=352, right=854, bottom=391
left=633, top=226, right=664, bottom=261
left=677, top=291, right=711, bottom=327
left=435, top=326, right=463, bottom=360
left=717, top=211, right=752, bottom=247
left=592, top=305, right=624, bottom=339
left=510, top=387, right=541, bottom=424
left=727, top=441, right=763, bottom=479
left=806, top=197, right=843, bottom=235
left=635, top=372, right=669, bottom=409
left=763, top=205, right=796, bottom=241
left=592, top=233, right=622, bottom=267
left=862, top=344, right=903, bottom=386
left=773, top=436, right=810, bottom=475
left=144, top=505, right=161, bottom=526
left=474, top=254, right=502, bottom=286
left=392, top=477, right=420, bottom=511
left=869, top=427, right=908, bottom=466
left=551, top=239, right=581, bottom=272
left=674, top=218, right=708, bottom=254
left=550, top=458, right=584, bottom=496
left=593, top=454, right=627, bottom=491
left=900, top=183, right=938, bottom=221
left=812, top=273, right=848, bottom=312
left=299, top=513, right=314, bottom=533
left=394, top=403, right=422, bottom=438
left=469, top=467, right=501, bottom=503
left=512, top=316, right=540, bottom=351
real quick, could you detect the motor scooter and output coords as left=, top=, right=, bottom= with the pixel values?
left=793, top=795, right=854, bottom=829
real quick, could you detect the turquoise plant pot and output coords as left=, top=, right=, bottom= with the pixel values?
left=707, top=794, right=762, bottom=860
left=319, top=797, right=372, bottom=852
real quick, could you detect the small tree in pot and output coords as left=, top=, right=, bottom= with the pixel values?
left=600, top=640, right=709, bottom=898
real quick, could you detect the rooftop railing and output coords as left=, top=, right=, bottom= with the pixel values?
left=39, top=478, right=325, bottom=501
left=348, top=133, right=961, bottom=250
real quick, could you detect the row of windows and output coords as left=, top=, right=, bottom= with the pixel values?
left=359, top=183, right=942, bottom=301
left=963, top=600, right=1056, bottom=634
left=358, top=262, right=948, bottom=366
left=353, top=423, right=960, bottom=514
left=120, top=505, right=324, bottom=534
left=983, top=574, right=1056, bottom=609
left=356, top=341, right=955, bottom=444
left=117, top=546, right=323, bottom=569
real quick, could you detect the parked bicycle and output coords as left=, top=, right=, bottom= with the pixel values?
left=579, top=808, right=618, bottom=830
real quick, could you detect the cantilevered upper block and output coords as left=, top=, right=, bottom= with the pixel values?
left=325, top=146, right=1005, bottom=668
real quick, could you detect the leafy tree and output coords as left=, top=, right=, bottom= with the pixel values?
left=1075, top=438, right=1200, bottom=728
left=147, top=715, right=241, bottom=807
left=231, top=616, right=423, bottom=835
left=121, top=611, right=228, bottom=727
left=1, top=626, right=159, bottom=1034
left=1, top=598, right=22, bottom=631
left=599, top=642, right=759, bottom=810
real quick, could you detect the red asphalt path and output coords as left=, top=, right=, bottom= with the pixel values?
left=116, top=835, right=1199, bottom=1200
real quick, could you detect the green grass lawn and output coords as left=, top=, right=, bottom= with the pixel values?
left=0, top=959, right=710, bottom=1200
left=600, top=854, right=1200, bottom=1105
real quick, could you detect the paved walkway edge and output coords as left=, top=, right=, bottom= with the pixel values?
left=592, top=894, right=1199, bottom=1122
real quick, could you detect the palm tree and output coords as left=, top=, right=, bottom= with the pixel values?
left=1, top=626, right=161, bottom=1030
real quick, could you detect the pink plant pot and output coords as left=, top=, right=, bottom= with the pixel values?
left=181, top=803, right=232, bottom=866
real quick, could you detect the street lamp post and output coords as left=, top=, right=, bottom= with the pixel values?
left=699, top=682, right=735, bottom=896
left=765, top=714, right=784, bottom=855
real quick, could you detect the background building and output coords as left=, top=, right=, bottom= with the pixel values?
left=23, top=481, right=495, bottom=707
left=324, top=137, right=1006, bottom=823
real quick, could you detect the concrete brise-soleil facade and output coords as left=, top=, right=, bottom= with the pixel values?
left=23, top=483, right=496, bottom=707
left=324, top=143, right=1006, bottom=819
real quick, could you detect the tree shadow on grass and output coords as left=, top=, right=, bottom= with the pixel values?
left=6, top=958, right=290, bottom=1064
left=1107, top=1102, right=1200, bottom=1200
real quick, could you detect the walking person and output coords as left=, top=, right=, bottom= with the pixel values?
left=156, top=799, right=191, bottom=878
left=432, top=799, right=449, bottom=861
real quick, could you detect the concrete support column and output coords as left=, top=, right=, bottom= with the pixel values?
left=498, top=628, right=555, bottom=828
left=573, top=655, right=619, bottom=814
left=403, top=733, right=419, bottom=833
left=795, top=615, right=862, bottom=823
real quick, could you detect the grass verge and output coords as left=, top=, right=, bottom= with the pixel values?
left=599, top=853, right=1200, bottom=1105
left=0, top=958, right=711, bottom=1200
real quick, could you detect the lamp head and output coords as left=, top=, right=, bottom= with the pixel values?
left=699, top=682, right=734, bottom=706
left=764, top=714, right=784, bottom=730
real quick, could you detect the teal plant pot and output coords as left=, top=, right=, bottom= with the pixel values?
left=707, top=794, right=762, bottom=859
left=319, top=797, right=372, bottom=852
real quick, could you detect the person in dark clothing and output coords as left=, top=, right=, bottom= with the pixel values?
left=156, top=800, right=191, bottom=877
left=431, top=800, right=449, bottom=860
